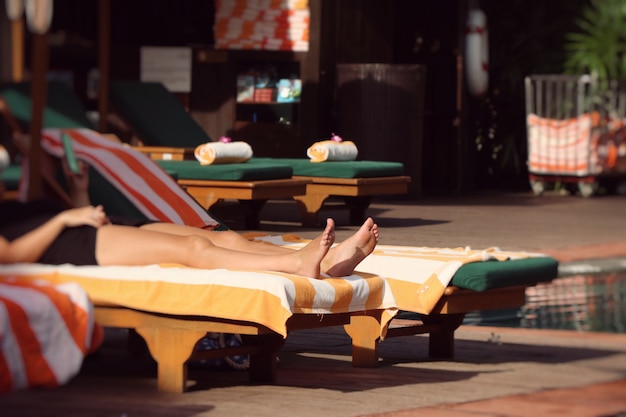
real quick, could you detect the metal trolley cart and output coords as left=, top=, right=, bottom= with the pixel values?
left=524, top=74, right=626, bottom=197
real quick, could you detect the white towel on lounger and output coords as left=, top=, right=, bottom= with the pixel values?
left=194, top=141, right=253, bottom=165
left=306, top=140, right=358, bottom=162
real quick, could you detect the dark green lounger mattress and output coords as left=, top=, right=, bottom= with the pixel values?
left=252, top=157, right=405, bottom=178
left=156, top=159, right=293, bottom=181
left=450, top=256, right=558, bottom=292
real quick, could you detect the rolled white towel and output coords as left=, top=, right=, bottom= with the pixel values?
left=194, top=139, right=253, bottom=165
left=306, top=135, right=358, bottom=162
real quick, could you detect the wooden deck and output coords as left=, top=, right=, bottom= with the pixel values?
left=2, top=324, right=626, bottom=417
left=3, top=192, right=626, bottom=416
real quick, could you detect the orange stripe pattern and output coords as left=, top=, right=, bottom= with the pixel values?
left=215, top=0, right=309, bottom=51
left=40, top=128, right=218, bottom=229
left=252, top=235, right=543, bottom=314
left=0, top=277, right=99, bottom=392
left=0, top=263, right=398, bottom=340
left=527, top=112, right=626, bottom=176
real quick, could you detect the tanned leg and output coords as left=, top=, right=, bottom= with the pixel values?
left=95, top=219, right=335, bottom=278
left=139, top=217, right=379, bottom=277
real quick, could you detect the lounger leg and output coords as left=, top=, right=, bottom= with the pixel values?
left=293, top=194, right=328, bottom=227
left=422, top=314, right=465, bottom=359
left=135, top=327, right=207, bottom=393
left=245, top=333, right=284, bottom=383
left=344, top=196, right=371, bottom=225
left=344, top=315, right=381, bottom=367
left=239, top=199, right=268, bottom=229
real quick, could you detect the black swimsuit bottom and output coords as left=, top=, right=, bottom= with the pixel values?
left=0, top=200, right=155, bottom=265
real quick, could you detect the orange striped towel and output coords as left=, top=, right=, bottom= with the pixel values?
left=251, top=235, right=541, bottom=314
left=0, top=277, right=101, bottom=392
left=0, top=263, right=398, bottom=339
left=36, top=128, right=219, bottom=229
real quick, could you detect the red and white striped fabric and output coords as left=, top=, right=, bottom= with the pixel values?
left=527, top=112, right=626, bottom=176
left=37, top=128, right=219, bottom=229
left=214, top=0, right=309, bottom=51
left=527, top=112, right=599, bottom=175
left=0, top=276, right=101, bottom=392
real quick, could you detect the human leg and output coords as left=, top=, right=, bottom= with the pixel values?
left=139, top=223, right=290, bottom=255
left=94, top=219, right=335, bottom=278
left=139, top=217, right=379, bottom=277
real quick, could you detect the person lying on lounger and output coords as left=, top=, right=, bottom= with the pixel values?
left=0, top=161, right=379, bottom=279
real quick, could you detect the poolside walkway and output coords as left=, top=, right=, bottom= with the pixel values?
left=2, top=191, right=626, bottom=417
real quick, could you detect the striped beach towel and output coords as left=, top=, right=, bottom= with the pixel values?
left=251, top=234, right=541, bottom=314
left=0, top=276, right=100, bottom=392
left=36, top=128, right=219, bottom=229
left=0, top=264, right=398, bottom=339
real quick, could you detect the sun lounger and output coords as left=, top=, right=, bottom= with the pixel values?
left=254, top=235, right=559, bottom=362
left=107, top=80, right=411, bottom=226
left=253, top=157, right=410, bottom=226
left=0, top=263, right=396, bottom=393
left=0, top=81, right=308, bottom=228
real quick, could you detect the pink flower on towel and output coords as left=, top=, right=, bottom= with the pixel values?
left=330, top=133, right=343, bottom=142
left=219, top=136, right=232, bottom=143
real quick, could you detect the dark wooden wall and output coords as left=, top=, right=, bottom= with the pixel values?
left=14, top=0, right=468, bottom=196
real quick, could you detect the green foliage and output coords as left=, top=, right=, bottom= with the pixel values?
left=564, top=0, right=626, bottom=80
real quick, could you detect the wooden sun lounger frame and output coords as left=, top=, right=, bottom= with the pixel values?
left=92, top=284, right=528, bottom=393
left=93, top=301, right=385, bottom=393
left=292, top=175, right=411, bottom=227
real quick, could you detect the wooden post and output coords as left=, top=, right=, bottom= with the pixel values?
left=27, top=32, right=49, bottom=201
left=10, top=17, right=24, bottom=82
left=97, top=0, right=111, bottom=132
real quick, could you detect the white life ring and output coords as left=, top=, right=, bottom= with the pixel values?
left=465, top=8, right=489, bottom=97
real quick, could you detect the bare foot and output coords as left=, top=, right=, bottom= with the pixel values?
left=292, top=218, right=336, bottom=278
left=322, top=217, right=379, bottom=277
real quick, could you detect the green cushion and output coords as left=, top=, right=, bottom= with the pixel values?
left=156, top=159, right=293, bottom=181
left=450, top=257, right=559, bottom=292
left=109, top=81, right=211, bottom=148
left=0, top=81, right=93, bottom=130
left=252, top=158, right=405, bottom=178
left=0, top=164, right=22, bottom=190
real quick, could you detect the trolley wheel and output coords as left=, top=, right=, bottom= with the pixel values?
left=529, top=179, right=546, bottom=196
left=578, top=181, right=598, bottom=198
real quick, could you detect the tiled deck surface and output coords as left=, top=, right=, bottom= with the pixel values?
left=2, top=191, right=626, bottom=417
